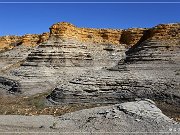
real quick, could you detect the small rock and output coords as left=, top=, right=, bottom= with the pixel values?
left=39, top=125, right=45, bottom=128
left=135, top=119, right=141, bottom=122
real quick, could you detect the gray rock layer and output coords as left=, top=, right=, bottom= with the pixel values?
left=0, top=37, right=125, bottom=96
left=48, top=39, right=180, bottom=105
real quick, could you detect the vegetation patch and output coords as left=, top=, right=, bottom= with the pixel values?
left=0, top=93, right=99, bottom=116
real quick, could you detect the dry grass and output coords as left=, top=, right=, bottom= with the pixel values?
left=0, top=93, right=99, bottom=116
left=0, top=94, right=179, bottom=122
left=155, top=101, right=180, bottom=122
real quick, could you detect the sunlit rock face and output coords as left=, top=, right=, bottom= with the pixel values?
left=1, top=34, right=125, bottom=96
left=47, top=23, right=180, bottom=105
left=1, top=22, right=179, bottom=52
left=0, top=22, right=180, bottom=106
left=49, top=22, right=123, bottom=45
left=21, top=33, right=50, bottom=46
left=0, top=35, right=21, bottom=52
left=0, top=33, right=50, bottom=52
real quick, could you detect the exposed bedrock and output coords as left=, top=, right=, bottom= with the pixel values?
left=47, top=38, right=180, bottom=105
left=2, top=36, right=125, bottom=96
left=0, top=33, right=50, bottom=52
left=0, top=100, right=179, bottom=133
left=0, top=22, right=180, bottom=104
left=0, top=76, right=21, bottom=94
left=47, top=100, right=179, bottom=133
left=1, top=22, right=179, bottom=53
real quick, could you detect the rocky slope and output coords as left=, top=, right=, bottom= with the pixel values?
left=0, top=22, right=179, bottom=112
left=0, top=33, right=49, bottom=52
left=0, top=100, right=179, bottom=134
left=50, top=22, right=148, bottom=47
left=0, top=35, right=21, bottom=52
left=0, top=21, right=180, bottom=133
left=45, top=23, right=180, bottom=106
left=1, top=22, right=179, bottom=52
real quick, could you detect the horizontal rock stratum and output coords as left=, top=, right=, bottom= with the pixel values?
left=49, top=22, right=180, bottom=46
left=1, top=22, right=180, bottom=52
left=0, top=21, right=180, bottom=105
left=0, top=33, right=50, bottom=52
left=0, top=21, right=180, bottom=134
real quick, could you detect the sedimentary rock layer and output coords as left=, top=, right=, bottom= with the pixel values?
left=49, top=22, right=148, bottom=46
left=1, top=22, right=179, bottom=52
left=49, top=22, right=180, bottom=47
left=0, top=22, right=180, bottom=105
left=47, top=38, right=180, bottom=105
left=50, top=22, right=123, bottom=45
left=0, top=33, right=50, bottom=52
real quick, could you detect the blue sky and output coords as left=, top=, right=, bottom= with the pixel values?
left=0, top=0, right=180, bottom=36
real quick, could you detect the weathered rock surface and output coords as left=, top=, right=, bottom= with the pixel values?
left=48, top=36, right=180, bottom=105
left=50, top=22, right=123, bottom=45
left=0, top=22, right=180, bottom=134
left=0, top=76, right=21, bottom=94
left=0, top=33, right=50, bottom=52
left=0, top=35, right=21, bottom=52
left=49, top=22, right=180, bottom=47
left=0, top=22, right=180, bottom=104
left=1, top=36, right=124, bottom=95
left=0, top=100, right=179, bottom=134
left=1, top=22, right=179, bottom=53
left=120, top=28, right=146, bottom=47
left=149, top=23, right=180, bottom=40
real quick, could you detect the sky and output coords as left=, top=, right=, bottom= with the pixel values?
left=0, top=0, right=180, bottom=36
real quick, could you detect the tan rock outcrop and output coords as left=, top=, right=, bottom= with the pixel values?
left=38, top=32, right=50, bottom=43
left=137, top=23, right=180, bottom=45
left=50, top=22, right=123, bottom=45
left=1, top=22, right=179, bottom=52
left=21, top=33, right=50, bottom=46
left=50, top=22, right=179, bottom=47
left=150, top=23, right=180, bottom=40
left=120, top=28, right=146, bottom=47
left=0, top=35, right=21, bottom=51
left=21, top=34, right=40, bottom=46
left=0, top=33, right=50, bottom=51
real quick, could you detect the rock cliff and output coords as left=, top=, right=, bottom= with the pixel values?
left=0, top=35, right=21, bottom=52
left=49, top=22, right=180, bottom=47
left=50, top=22, right=123, bottom=45
left=149, top=23, right=180, bottom=40
left=1, top=22, right=179, bottom=52
left=46, top=23, right=180, bottom=105
left=49, top=22, right=149, bottom=47
left=0, top=22, right=180, bottom=105
left=0, top=21, right=180, bottom=133
left=21, top=32, right=50, bottom=46
left=0, top=33, right=50, bottom=52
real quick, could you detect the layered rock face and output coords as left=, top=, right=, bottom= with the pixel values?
left=149, top=23, right=180, bottom=40
left=0, top=33, right=50, bottom=52
left=47, top=23, right=180, bottom=105
left=21, top=32, right=50, bottom=46
left=0, top=35, right=21, bottom=52
left=50, top=22, right=123, bottom=45
left=120, top=28, right=146, bottom=47
left=48, top=37, right=180, bottom=105
left=1, top=22, right=179, bottom=52
left=0, top=22, right=180, bottom=106
left=4, top=36, right=124, bottom=95
left=49, top=22, right=180, bottom=47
